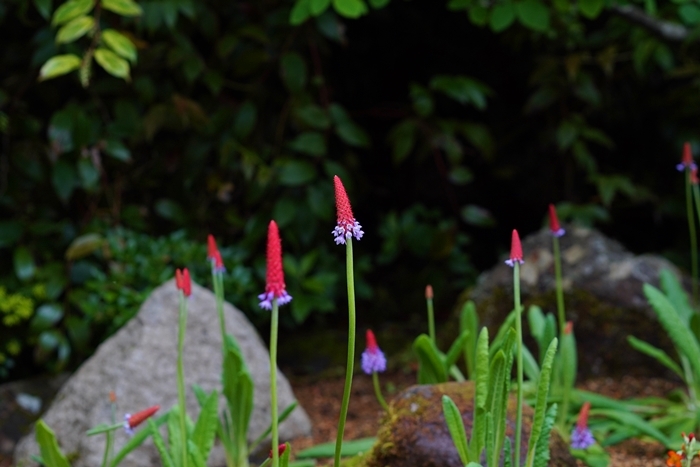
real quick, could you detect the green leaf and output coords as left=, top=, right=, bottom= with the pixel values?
left=39, top=54, right=82, bottom=81
left=14, top=246, right=36, bottom=280
left=278, top=160, right=317, bottom=186
left=442, top=395, right=471, bottom=465
left=104, top=139, right=131, bottom=161
left=578, top=0, right=605, bottom=19
left=110, top=413, right=168, bottom=467
left=35, top=420, right=71, bottom=467
left=526, top=338, right=557, bottom=466
left=659, top=269, right=694, bottom=323
left=368, top=0, right=390, bottom=7
left=56, top=15, right=94, bottom=43
left=413, top=334, right=448, bottom=383
left=460, top=205, right=494, bottom=227
left=95, top=48, right=131, bottom=80
left=444, top=330, right=470, bottom=370
left=290, top=0, right=312, bottom=25
left=294, top=104, right=331, bottom=129
left=250, top=402, right=299, bottom=451
left=489, top=3, right=516, bottom=32
left=102, top=29, right=137, bottom=63
left=77, top=158, right=99, bottom=190
left=473, top=327, right=489, bottom=410
left=0, top=221, right=23, bottom=248
left=592, top=408, right=673, bottom=447
left=65, top=233, right=103, bottom=260
left=336, top=120, right=370, bottom=147
left=30, top=304, right=64, bottom=332
left=469, top=5, right=489, bottom=25
left=288, top=132, right=326, bottom=157
left=280, top=52, right=307, bottom=93
left=148, top=419, right=176, bottom=467
left=310, top=0, right=331, bottom=15
left=102, top=0, right=142, bottom=16
left=429, top=75, right=490, bottom=109
left=388, top=120, right=416, bottom=164
left=532, top=403, right=557, bottom=467
left=332, top=0, right=367, bottom=18
left=296, top=437, right=376, bottom=458
left=459, top=301, right=479, bottom=379
left=52, top=0, right=93, bottom=25
left=234, top=101, right=257, bottom=139
left=35, top=0, right=53, bottom=20
left=187, top=441, right=207, bottom=467
left=516, top=0, right=550, bottom=32
left=154, top=198, right=186, bottom=223
left=410, top=84, right=434, bottom=117
left=627, top=335, right=684, bottom=379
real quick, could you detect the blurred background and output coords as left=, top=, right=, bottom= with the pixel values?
left=1, top=0, right=698, bottom=382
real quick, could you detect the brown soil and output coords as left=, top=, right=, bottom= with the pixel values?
left=287, top=370, right=697, bottom=467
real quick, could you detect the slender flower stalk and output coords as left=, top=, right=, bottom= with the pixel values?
left=175, top=268, right=191, bottom=467
left=570, top=402, right=595, bottom=449
left=207, top=234, right=227, bottom=342
left=362, top=330, right=388, bottom=411
left=425, top=285, right=435, bottom=344
left=548, top=204, right=566, bottom=334
left=679, top=143, right=699, bottom=306
left=259, top=221, right=292, bottom=467
left=332, top=175, right=363, bottom=467
left=100, top=392, right=118, bottom=467
left=505, top=229, right=524, bottom=467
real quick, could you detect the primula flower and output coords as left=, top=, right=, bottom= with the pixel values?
left=332, top=176, right=364, bottom=245
left=207, top=235, right=226, bottom=273
left=425, top=284, right=433, bottom=299
left=564, top=321, right=573, bottom=335
left=268, top=444, right=287, bottom=459
left=666, top=450, right=684, bottom=467
left=505, top=229, right=524, bottom=267
left=361, top=329, right=387, bottom=374
left=258, top=220, right=292, bottom=310
left=677, top=142, right=698, bottom=172
left=548, top=204, right=565, bottom=237
left=123, top=405, right=160, bottom=435
left=570, top=401, right=595, bottom=449
left=175, top=268, right=192, bottom=297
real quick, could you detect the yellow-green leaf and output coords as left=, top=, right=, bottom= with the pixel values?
left=56, top=16, right=94, bottom=43
left=101, top=29, right=137, bottom=63
left=39, top=54, right=82, bottom=81
left=102, top=0, right=142, bottom=16
left=94, top=48, right=130, bottom=80
left=51, top=0, right=93, bottom=25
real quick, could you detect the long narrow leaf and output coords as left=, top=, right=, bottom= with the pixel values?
left=187, top=440, right=207, bottom=467
left=460, top=301, right=479, bottom=379
left=660, top=269, right=694, bottom=323
left=592, top=408, right=673, bottom=447
left=442, top=395, right=471, bottom=465
left=296, top=437, right=376, bottom=459
left=192, top=389, right=219, bottom=459
left=526, top=337, right=557, bottom=467
left=250, top=402, right=299, bottom=451
left=35, top=420, right=71, bottom=467
left=148, top=419, right=175, bottom=467
left=413, top=334, right=448, bottom=383
left=627, top=335, right=684, bottom=379
left=532, top=403, right=557, bottom=467
left=110, top=413, right=168, bottom=467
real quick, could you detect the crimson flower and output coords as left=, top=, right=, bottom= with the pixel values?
left=175, top=268, right=192, bottom=297
left=504, top=229, right=524, bottom=267
left=268, top=444, right=287, bottom=459
left=361, top=329, right=386, bottom=374
left=425, top=284, right=433, bottom=300
left=677, top=142, right=697, bottom=172
left=548, top=204, right=565, bottom=237
left=332, top=176, right=364, bottom=245
left=124, top=405, right=160, bottom=435
left=207, top=235, right=226, bottom=273
left=258, top=220, right=292, bottom=310
left=571, top=402, right=595, bottom=449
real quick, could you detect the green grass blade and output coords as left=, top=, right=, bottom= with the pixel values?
left=442, top=395, right=471, bottom=465
left=35, top=420, right=71, bottom=467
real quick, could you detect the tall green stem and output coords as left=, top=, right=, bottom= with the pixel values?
left=177, top=293, right=188, bottom=467
left=270, top=300, right=280, bottom=467
left=552, top=236, right=565, bottom=334
left=372, top=371, right=389, bottom=411
left=426, top=295, right=435, bottom=344
left=687, top=172, right=698, bottom=306
left=334, top=239, right=356, bottom=467
left=514, top=262, right=523, bottom=467
left=213, top=270, right=226, bottom=343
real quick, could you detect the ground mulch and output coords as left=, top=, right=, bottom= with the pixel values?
left=288, top=370, right=697, bottom=467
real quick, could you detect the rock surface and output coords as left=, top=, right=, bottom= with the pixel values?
left=465, top=226, right=685, bottom=377
left=14, top=279, right=311, bottom=467
left=363, top=381, right=573, bottom=467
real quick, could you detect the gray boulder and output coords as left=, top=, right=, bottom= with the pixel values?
left=14, top=279, right=311, bottom=467
left=464, top=226, right=685, bottom=378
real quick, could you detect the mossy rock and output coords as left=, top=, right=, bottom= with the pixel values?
left=362, top=381, right=574, bottom=467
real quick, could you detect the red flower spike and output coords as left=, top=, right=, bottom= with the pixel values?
left=564, top=321, right=573, bottom=335
left=366, top=329, right=378, bottom=352
left=182, top=268, right=192, bottom=297
left=213, top=250, right=225, bottom=271
left=361, top=329, right=386, bottom=374
left=268, top=444, right=287, bottom=459
left=207, top=234, right=218, bottom=260
left=425, top=285, right=433, bottom=300
left=124, top=405, right=160, bottom=434
left=505, top=229, right=524, bottom=267
left=258, top=221, right=292, bottom=310
left=577, top=401, right=591, bottom=430
left=175, top=269, right=184, bottom=291
left=678, top=142, right=697, bottom=172
left=548, top=204, right=565, bottom=237
left=332, top=176, right=364, bottom=245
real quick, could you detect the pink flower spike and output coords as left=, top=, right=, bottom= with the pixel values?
left=505, top=229, right=524, bottom=267
left=677, top=142, right=698, bottom=172
left=332, top=176, right=364, bottom=245
left=361, top=329, right=386, bottom=374
left=548, top=204, right=565, bottom=237
left=124, top=405, right=160, bottom=435
left=258, top=221, right=292, bottom=310
left=213, top=250, right=226, bottom=273
left=175, top=269, right=184, bottom=291
left=207, top=234, right=218, bottom=261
